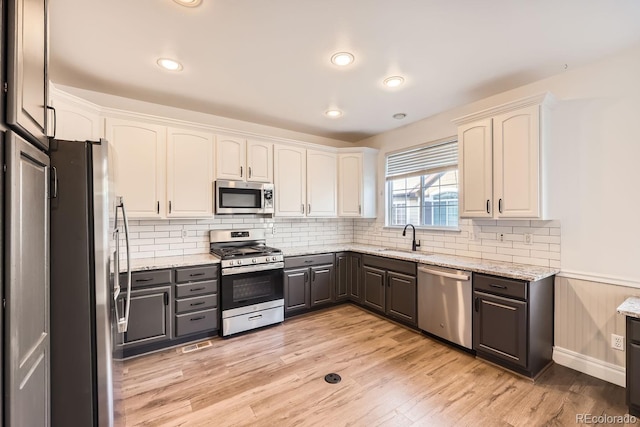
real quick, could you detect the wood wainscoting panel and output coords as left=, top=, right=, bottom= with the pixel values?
left=123, top=304, right=629, bottom=426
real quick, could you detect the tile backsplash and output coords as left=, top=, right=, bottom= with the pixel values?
left=353, top=218, right=561, bottom=268
left=122, top=216, right=560, bottom=268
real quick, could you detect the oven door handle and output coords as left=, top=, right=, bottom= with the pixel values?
left=221, top=262, right=285, bottom=276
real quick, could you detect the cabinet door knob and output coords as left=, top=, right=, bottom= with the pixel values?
left=169, top=201, right=172, bottom=214
left=248, top=166, right=252, bottom=178
left=498, top=198, right=503, bottom=213
left=301, top=204, right=304, bottom=214
left=486, top=199, right=490, bottom=214
left=240, top=166, right=243, bottom=177
left=157, top=201, right=160, bottom=214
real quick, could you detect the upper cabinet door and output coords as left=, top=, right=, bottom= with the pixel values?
left=338, top=153, right=363, bottom=217
left=458, top=118, right=493, bottom=218
left=307, top=150, right=337, bottom=217
left=493, top=105, right=540, bottom=218
left=216, top=135, right=246, bottom=181
left=49, top=95, right=101, bottom=141
left=274, top=145, right=306, bottom=217
left=106, top=118, right=166, bottom=218
left=6, top=0, right=50, bottom=150
left=246, top=140, right=273, bottom=183
left=166, top=128, right=214, bottom=218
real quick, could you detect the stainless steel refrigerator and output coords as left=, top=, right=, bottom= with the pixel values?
left=49, top=139, right=131, bottom=427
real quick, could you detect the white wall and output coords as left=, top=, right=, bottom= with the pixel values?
left=358, top=44, right=640, bottom=287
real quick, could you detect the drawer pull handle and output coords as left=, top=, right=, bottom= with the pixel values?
left=248, top=314, right=263, bottom=321
left=189, top=272, right=205, bottom=277
left=304, top=260, right=313, bottom=263
left=190, top=301, right=205, bottom=307
left=190, top=316, right=205, bottom=322
left=190, top=287, right=206, bottom=292
left=136, top=278, right=153, bottom=282
left=489, top=284, right=507, bottom=289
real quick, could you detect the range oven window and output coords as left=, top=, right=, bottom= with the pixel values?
left=221, top=269, right=283, bottom=311
left=219, top=188, right=262, bottom=209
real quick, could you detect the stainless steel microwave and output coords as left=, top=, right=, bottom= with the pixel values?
left=215, top=180, right=274, bottom=214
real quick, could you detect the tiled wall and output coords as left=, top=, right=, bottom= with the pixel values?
left=353, top=218, right=561, bottom=268
left=122, top=217, right=354, bottom=259
left=124, top=215, right=560, bottom=268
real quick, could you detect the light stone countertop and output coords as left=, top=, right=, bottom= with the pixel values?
left=123, top=254, right=220, bottom=272
left=282, top=244, right=559, bottom=282
left=124, top=244, right=558, bottom=282
left=617, top=296, right=640, bottom=318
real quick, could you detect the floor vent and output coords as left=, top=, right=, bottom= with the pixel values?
left=182, top=340, right=213, bottom=354
left=324, top=373, right=341, bottom=384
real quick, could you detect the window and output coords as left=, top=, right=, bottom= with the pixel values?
left=386, top=138, right=458, bottom=228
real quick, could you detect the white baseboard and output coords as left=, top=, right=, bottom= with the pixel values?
left=553, top=346, right=626, bottom=387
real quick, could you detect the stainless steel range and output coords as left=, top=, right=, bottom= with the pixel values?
left=210, top=229, right=284, bottom=336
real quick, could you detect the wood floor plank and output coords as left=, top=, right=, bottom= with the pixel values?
left=123, top=304, right=630, bottom=426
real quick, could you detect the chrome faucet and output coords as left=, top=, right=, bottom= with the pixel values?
left=402, top=224, right=421, bottom=251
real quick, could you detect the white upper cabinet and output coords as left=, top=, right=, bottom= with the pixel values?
left=106, top=118, right=166, bottom=218
left=454, top=93, right=554, bottom=219
left=274, top=145, right=306, bottom=217
left=216, top=135, right=246, bottom=181
left=246, top=140, right=273, bottom=182
left=338, top=149, right=377, bottom=218
left=49, top=91, right=102, bottom=141
left=216, top=136, right=273, bottom=183
left=458, top=119, right=493, bottom=218
left=166, top=128, right=214, bottom=217
left=307, top=150, right=337, bottom=217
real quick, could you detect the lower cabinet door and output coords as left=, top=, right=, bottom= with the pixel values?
left=629, top=339, right=640, bottom=413
left=348, top=253, right=362, bottom=302
left=335, top=253, right=349, bottom=301
left=363, top=266, right=385, bottom=313
left=284, top=267, right=310, bottom=313
left=386, top=271, right=417, bottom=325
left=473, top=290, right=527, bottom=368
left=311, top=264, right=334, bottom=306
left=124, top=285, right=172, bottom=348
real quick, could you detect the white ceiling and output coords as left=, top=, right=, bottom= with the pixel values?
left=49, top=0, right=640, bottom=142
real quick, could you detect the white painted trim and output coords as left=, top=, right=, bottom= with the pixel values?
left=557, top=270, right=640, bottom=289
left=452, top=92, right=556, bottom=124
left=50, top=83, right=102, bottom=112
left=553, top=346, right=625, bottom=387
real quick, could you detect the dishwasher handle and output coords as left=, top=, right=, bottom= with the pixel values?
left=418, top=266, right=470, bottom=281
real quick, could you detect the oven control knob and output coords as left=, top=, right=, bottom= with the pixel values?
left=272, top=256, right=277, bottom=261
left=252, top=258, right=257, bottom=264
left=228, top=260, right=234, bottom=266
left=237, top=259, right=242, bottom=265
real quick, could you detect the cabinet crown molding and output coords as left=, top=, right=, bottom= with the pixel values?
left=452, top=92, right=556, bottom=125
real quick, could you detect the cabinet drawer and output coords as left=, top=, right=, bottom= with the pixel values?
left=175, top=295, right=218, bottom=314
left=124, top=270, right=172, bottom=289
left=285, top=254, right=334, bottom=269
left=362, top=255, right=416, bottom=276
left=175, top=308, right=218, bottom=337
left=175, top=265, right=218, bottom=283
left=474, top=273, right=527, bottom=300
left=629, top=317, right=640, bottom=343
left=175, top=280, right=218, bottom=298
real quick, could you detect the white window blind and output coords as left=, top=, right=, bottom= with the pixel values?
left=386, top=139, right=458, bottom=180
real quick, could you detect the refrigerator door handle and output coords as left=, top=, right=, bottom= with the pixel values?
left=116, top=196, right=132, bottom=333
left=113, top=230, right=121, bottom=301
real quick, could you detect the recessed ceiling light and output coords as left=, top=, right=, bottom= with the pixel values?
left=330, top=52, right=355, bottom=67
left=173, top=0, right=202, bottom=7
left=157, top=58, right=183, bottom=71
left=325, top=109, right=343, bottom=118
left=383, top=76, right=405, bottom=88
left=393, top=113, right=407, bottom=120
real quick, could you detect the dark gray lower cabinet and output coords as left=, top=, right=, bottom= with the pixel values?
left=627, top=317, right=640, bottom=416
left=348, top=253, right=362, bottom=302
left=124, top=285, right=172, bottom=348
left=335, top=253, right=349, bottom=301
left=387, top=271, right=417, bottom=324
left=363, top=266, right=386, bottom=313
left=362, top=255, right=417, bottom=326
left=284, top=267, right=310, bottom=313
left=284, top=253, right=335, bottom=315
left=472, top=273, right=554, bottom=378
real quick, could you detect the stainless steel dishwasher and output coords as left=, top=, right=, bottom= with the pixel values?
left=418, top=265, right=472, bottom=349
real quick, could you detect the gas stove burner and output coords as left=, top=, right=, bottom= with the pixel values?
left=209, top=229, right=284, bottom=269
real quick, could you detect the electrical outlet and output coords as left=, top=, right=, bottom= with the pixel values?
left=524, top=233, right=533, bottom=245
left=182, top=230, right=188, bottom=238
left=498, top=233, right=504, bottom=242
left=469, top=232, right=475, bottom=241
left=611, top=334, right=625, bottom=351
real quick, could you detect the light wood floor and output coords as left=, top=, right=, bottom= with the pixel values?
left=122, top=304, right=631, bottom=426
